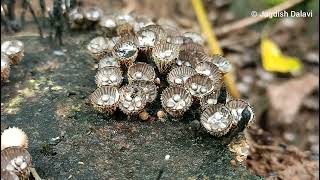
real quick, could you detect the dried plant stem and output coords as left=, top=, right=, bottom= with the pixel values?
left=215, top=0, right=304, bottom=36
left=30, top=168, right=42, bottom=180
left=26, top=0, right=44, bottom=38
left=191, top=0, right=240, bottom=98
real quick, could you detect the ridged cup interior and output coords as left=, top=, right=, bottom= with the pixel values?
left=195, top=61, right=222, bottom=83
left=119, top=84, right=147, bottom=114
left=199, top=90, right=219, bottom=109
left=68, top=7, right=84, bottom=23
left=87, top=37, right=110, bottom=54
left=95, top=67, right=123, bottom=87
left=166, top=36, right=184, bottom=45
left=152, top=42, right=179, bottom=63
left=133, top=16, right=155, bottom=31
left=226, top=99, right=254, bottom=124
left=161, top=86, right=192, bottom=116
left=143, top=25, right=167, bottom=41
left=177, top=50, right=206, bottom=68
left=185, top=74, right=216, bottom=98
left=200, top=54, right=232, bottom=74
left=128, top=63, right=155, bottom=82
left=98, top=56, right=120, bottom=69
left=200, top=105, right=232, bottom=136
left=137, top=29, right=159, bottom=49
left=84, top=7, right=103, bottom=21
left=1, top=147, right=32, bottom=175
left=135, top=81, right=158, bottom=103
left=99, top=15, right=116, bottom=29
left=167, top=66, right=196, bottom=86
left=115, top=14, right=135, bottom=26
left=90, top=86, right=120, bottom=108
left=112, top=40, right=138, bottom=61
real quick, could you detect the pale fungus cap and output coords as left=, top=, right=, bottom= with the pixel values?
left=200, top=90, right=232, bottom=109
left=182, top=32, right=205, bottom=45
left=137, top=29, right=158, bottom=49
left=127, top=63, right=156, bottom=83
left=84, top=7, right=103, bottom=22
left=112, top=40, right=138, bottom=66
left=226, top=99, right=255, bottom=125
left=195, top=61, right=223, bottom=82
left=95, top=67, right=123, bottom=87
left=98, top=56, right=120, bottom=69
left=1, top=40, right=24, bottom=65
left=175, top=53, right=198, bottom=68
left=87, top=37, right=112, bottom=59
left=68, top=7, right=84, bottom=25
left=135, top=81, right=158, bottom=103
left=200, top=105, right=233, bottom=136
left=200, top=54, right=232, bottom=74
left=143, top=25, right=167, bottom=42
left=1, top=127, right=28, bottom=150
left=199, top=91, right=219, bottom=110
left=166, top=36, right=185, bottom=45
left=90, top=86, right=120, bottom=113
left=99, top=15, right=117, bottom=29
left=161, top=86, right=193, bottom=117
left=152, top=42, right=179, bottom=74
left=177, top=50, right=205, bottom=68
left=1, top=147, right=32, bottom=179
left=115, top=14, right=135, bottom=26
left=1, top=40, right=24, bottom=56
left=185, top=74, right=216, bottom=99
left=167, top=66, right=196, bottom=86
left=133, top=16, right=155, bottom=32
left=119, top=84, right=147, bottom=115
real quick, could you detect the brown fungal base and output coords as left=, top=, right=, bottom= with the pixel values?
left=8, top=52, right=24, bottom=65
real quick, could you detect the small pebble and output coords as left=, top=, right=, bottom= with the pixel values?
left=191, top=83, right=198, bottom=90
left=139, top=111, right=149, bottom=121
left=200, top=87, right=207, bottom=93
left=173, top=94, right=181, bottom=102
left=157, top=110, right=166, bottom=119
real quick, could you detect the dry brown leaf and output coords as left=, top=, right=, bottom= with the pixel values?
left=267, top=74, right=319, bottom=124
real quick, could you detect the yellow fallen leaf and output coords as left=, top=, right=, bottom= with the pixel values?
left=261, top=38, right=303, bottom=73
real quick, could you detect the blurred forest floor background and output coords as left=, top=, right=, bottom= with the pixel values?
left=2, top=0, right=319, bottom=179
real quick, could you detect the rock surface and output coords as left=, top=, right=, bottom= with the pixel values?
left=1, top=35, right=260, bottom=179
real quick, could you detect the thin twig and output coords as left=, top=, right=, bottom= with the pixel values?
left=215, top=0, right=304, bottom=36
left=26, top=0, right=44, bottom=38
left=20, top=0, right=28, bottom=28
left=30, top=168, right=42, bottom=180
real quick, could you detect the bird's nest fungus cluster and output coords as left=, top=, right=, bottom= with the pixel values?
left=86, top=11, right=255, bottom=137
